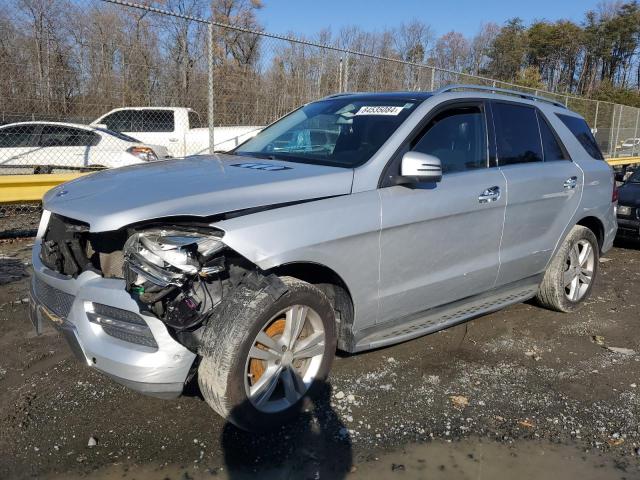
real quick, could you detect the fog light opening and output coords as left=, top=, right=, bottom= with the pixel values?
left=84, top=301, right=158, bottom=349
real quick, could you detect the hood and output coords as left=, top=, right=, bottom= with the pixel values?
left=44, top=154, right=354, bottom=232
left=619, top=181, right=640, bottom=207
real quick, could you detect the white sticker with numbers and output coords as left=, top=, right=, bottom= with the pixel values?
left=355, top=106, right=405, bottom=116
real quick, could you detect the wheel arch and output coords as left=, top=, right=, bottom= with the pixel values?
left=575, top=215, right=605, bottom=252
left=267, top=261, right=356, bottom=352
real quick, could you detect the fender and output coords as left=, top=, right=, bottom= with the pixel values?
left=213, top=190, right=382, bottom=332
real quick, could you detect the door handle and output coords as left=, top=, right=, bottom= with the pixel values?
left=168, top=138, right=179, bottom=142
left=479, top=186, right=501, bottom=203
left=563, top=176, right=578, bottom=189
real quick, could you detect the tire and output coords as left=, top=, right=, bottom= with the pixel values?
left=536, top=225, right=599, bottom=313
left=198, top=276, right=337, bottom=431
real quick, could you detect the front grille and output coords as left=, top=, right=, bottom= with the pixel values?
left=40, top=214, right=127, bottom=278
left=33, top=276, right=75, bottom=318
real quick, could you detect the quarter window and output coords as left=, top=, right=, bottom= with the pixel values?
left=412, top=106, right=487, bottom=174
left=188, top=111, right=202, bottom=129
left=556, top=113, right=604, bottom=160
left=493, top=103, right=543, bottom=165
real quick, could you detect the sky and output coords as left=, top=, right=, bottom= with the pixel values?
left=257, top=0, right=604, bottom=38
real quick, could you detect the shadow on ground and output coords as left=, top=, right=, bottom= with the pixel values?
left=221, top=381, right=353, bottom=479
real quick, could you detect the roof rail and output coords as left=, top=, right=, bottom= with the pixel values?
left=435, top=84, right=567, bottom=109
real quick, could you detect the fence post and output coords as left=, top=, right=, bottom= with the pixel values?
left=430, top=67, right=435, bottom=91
left=207, top=22, right=215, bottom=155
left=344, top=53, right=349, bottom=92
left=614, top=105, right=623, bottom=158
left=633, top=109, right=640, bottom=157
left=609, top=105, right=617, bottom=158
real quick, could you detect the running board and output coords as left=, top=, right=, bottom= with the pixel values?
left=353, top=278, right=540, bottom=352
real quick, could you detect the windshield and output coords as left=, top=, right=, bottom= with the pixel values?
left=95, top=127, right=141, bottom=143
left=235, top=97, right=421, bottom=168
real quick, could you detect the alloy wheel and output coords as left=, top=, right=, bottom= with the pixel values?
left=244, top=305, right=326, bottom=413
left=563, top=239, right=595, bottom=302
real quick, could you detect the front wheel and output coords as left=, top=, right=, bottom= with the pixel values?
left=536, top=225, right=599, bottom=313
left=198, top=276, right=336, bottom=431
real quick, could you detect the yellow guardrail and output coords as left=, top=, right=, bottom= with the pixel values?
left=0, top=156, right=638, bottom=205
left=0, top=173, right=88, bottom=204
left=606, top=156, right=640, bottom=167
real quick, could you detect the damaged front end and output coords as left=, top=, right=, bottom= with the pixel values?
left=39, top=214, right=280, bottom=354
left=122, top=228, right=230, bottom=347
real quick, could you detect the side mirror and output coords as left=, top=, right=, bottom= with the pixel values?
left=399, top=151, right=442, bottom=184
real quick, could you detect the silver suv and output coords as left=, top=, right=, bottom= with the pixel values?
left=30, top=85, right=617, bottom=430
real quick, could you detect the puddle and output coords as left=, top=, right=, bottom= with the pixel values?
left=49, top=438, right=632, bottom=480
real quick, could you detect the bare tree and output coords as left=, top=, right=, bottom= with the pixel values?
left=469, top=22, right=499, bottom=75
left=432, top=31, right=471, bottom=73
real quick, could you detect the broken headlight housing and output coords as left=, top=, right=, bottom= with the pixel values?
left=123, top=228, right=226, bottom=331
left=123, top=228, right=225, bottom=287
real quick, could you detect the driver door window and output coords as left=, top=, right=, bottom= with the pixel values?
left=412, top=106, right=488, bottom=174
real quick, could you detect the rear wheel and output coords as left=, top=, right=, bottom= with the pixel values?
left=536, top=225, right=599, bottom=313
left=198, top=276, right=336, bottom=431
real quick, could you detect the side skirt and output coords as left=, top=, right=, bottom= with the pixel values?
left=352, top=276, right=542, bottom=353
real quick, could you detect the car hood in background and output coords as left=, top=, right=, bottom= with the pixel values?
left=619, top=182, right=640, bottom=207
left=43, top=155, right=354, bottom=232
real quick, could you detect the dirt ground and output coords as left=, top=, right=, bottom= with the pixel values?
left=1, top=237, right=639, bottom=480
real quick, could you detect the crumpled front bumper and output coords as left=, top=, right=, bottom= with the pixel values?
left=29, top=240, right=196, bottom=399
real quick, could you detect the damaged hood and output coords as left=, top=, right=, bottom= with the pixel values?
left=43, top=154, right=354, bottom=232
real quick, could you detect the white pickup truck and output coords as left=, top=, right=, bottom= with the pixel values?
left=91, top=107, right=262, bottom=158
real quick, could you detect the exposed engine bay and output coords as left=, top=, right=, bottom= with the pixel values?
left=39, top=213, right=284, bottom=352
left=122, top=228, right=227, bottom=331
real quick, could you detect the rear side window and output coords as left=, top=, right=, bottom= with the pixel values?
left=556, top=113, right=604, bottom=160
left=492, top=103, right=543, bottom=165
left=39, top=126, right=100, bottom=147
left=101, top=111, right=132, bottom=131
left=101, top=110, right=175, bottom=133
left=135, top=110, right=175, bottom=132
left=536, top=111, right=569, bottom=161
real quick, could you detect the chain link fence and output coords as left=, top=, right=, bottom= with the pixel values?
left=1, top=0, right=640, bottom=236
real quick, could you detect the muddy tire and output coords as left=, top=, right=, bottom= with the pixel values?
left=536, top=225, right=599, bottom=313
left=198, top=276, right=336, bottom=431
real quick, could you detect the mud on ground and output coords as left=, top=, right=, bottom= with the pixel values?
left=0, top=238, right=639, bottom=479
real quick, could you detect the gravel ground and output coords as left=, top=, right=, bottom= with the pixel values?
left=0, top=237, right=639, bottom=479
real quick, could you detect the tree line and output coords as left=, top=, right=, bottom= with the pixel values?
left=1, top=0, right=640, bottom=128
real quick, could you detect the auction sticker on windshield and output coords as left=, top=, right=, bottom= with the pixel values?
left=356, top=106, right=405, bottom=115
